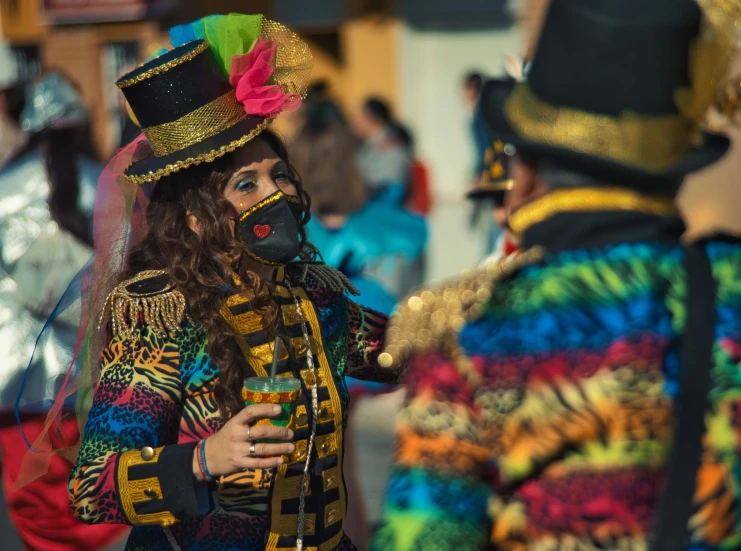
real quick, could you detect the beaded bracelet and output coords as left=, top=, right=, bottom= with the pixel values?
left=196, top=439, right=213, bottom=482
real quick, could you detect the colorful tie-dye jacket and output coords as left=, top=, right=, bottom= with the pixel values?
left=69, top=264, right=397, bottom=551
left=372, top=209, right=741, bottom=551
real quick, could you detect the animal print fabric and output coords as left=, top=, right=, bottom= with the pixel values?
left=70, top=274, right=391, bottom=551
left=371, top=239, right=741, bottom=551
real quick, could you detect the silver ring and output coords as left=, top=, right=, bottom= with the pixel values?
left=250, top=443, right=257, bottom=456
left=247, top=426, right=253, bottom=442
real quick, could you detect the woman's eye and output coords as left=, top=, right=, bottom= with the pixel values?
left=274, top=172, right=291, bottom=184
left=235, top=179, right=256, bottom=192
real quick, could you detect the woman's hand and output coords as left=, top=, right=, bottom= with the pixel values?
left=192, top=404, right=294, bottom=480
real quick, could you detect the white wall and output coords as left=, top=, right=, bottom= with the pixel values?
left=398, top=23, right=521, bottom=280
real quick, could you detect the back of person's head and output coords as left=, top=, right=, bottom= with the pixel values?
left=306, top=80, right=330, bottom=104
left=463, top=71, right=484, bottom=95
left=390, top=122, right=414, bottom=153
left=363, top=97, right=392, bottom=126
left=292, top=103, right=366, bottom=216
left=305, top=98, right=346, bottom=131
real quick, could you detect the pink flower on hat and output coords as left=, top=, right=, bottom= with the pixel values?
left=229, top=38, right=301, bottom=118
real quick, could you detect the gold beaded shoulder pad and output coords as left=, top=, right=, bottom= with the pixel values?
left=378, top=248, right=544, bottom=383
left=99, top=269, right=190, bottom=341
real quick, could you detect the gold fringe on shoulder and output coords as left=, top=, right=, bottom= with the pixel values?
left=377, top=248, right=545, bottom=383
left=98, top=270, right=190, bottom=341
left=288, top=262, right=360, bottom=296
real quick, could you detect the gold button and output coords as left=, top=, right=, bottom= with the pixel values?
left=296, top=413, right=308, bottom=425
left=140, top=446, right=154, bottom=461
left=297, top=450, right=306, bottom=461
left=319, top=407, right=328, bottom=419
left=326, top=476, right=336, bottom=489
left=321, top=442, right=330, bottom=453
left=328, top=510, right=337, bottom=522
left=143, top=488, right=158, bottom=499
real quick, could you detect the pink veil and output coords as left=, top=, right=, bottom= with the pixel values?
left=14, top=135, right=154, bottom=488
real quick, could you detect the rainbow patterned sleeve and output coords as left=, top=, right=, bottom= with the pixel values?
left=370, top=350, right=493, bottom=551
left=69, top=323, right=202, bottom=526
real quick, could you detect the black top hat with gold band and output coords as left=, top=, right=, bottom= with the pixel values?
left=480, top=0, right=731, bottom=178
left=467, top=138, right=514, bottom=205
left=118, top=14, right=312, bottom=184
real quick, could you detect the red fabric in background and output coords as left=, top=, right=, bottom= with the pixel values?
left=504, top=237, right=519, bottom=256
left=0, top=414, right=127, bottom=551
left=406, top=159, right=433, bottom=216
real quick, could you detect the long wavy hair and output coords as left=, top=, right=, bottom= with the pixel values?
left=126, top=130, right=315, bottom=419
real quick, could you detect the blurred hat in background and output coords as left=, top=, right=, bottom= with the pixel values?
left=480, top=0, right=731, bottom=179
left=20, top=73, right=88, bottom=134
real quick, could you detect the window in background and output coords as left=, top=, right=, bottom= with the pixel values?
left=10, top=45, right=41, bottom=83
left=101, top=41, right=138, bottom=155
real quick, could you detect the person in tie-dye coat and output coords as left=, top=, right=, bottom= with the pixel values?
left=371, top=1, right=741, bottom=549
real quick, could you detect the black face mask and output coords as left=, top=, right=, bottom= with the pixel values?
left=235, top=191, right=302, bottom=266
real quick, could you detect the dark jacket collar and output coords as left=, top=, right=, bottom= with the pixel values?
left=513, top=187, right=685, bottom=254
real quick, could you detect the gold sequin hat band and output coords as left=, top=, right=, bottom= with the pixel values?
left=478, top=0, right=730, bottom=178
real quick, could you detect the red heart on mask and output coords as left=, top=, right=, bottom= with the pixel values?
left=253, top=224, right=271, bottom=239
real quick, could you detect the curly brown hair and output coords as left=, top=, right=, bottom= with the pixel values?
left=126, top=130, right=315, bottom=419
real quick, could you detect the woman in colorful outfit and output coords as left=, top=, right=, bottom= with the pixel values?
left=37, top=14, right=398, bottom=551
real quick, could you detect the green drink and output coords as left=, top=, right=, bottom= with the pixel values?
left=243, top=376, right=302, bottom=444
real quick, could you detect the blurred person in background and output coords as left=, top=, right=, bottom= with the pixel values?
left=469, top=63, right=526, bottom=257
left=467, top=136, right=518, bottom=263
left=0, top=62, right=127, bottom=550
left=371, top=1, right=741, bottom=550
left=462, top=71, right=489, bottom=190
left=292, top=95, right=426, bottom=550
left=679, top=49, right=741, bottom=239
left=389, top=123, right=433, bottom=217
left=354, top=97, right=411, bottom=193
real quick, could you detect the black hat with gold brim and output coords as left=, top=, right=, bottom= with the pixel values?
left=467, top=138, right=514, bottom=203
left=117, top=15, right=312, bottom=185
left=118, top=40, right=270, bottom=184
left=480, top=0, right=730, bottom=179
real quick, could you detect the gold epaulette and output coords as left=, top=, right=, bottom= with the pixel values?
left=377, top=248, right=544, bottom=383
left=287, top=261, right=360, bottom=296
left=98, top=269, right=190, bottom=340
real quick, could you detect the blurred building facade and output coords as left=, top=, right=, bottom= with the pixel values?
left=1, top=0, right=526, bottom=159
left=1, top=0, right=533, bottom=280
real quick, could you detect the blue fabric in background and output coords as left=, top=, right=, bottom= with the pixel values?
left=307, top=185, right=427, bottom=279
left=309, top=186, right=427, bottom=396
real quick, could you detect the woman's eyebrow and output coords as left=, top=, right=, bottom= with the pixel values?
left=233, top=168, right=259, bottom=178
